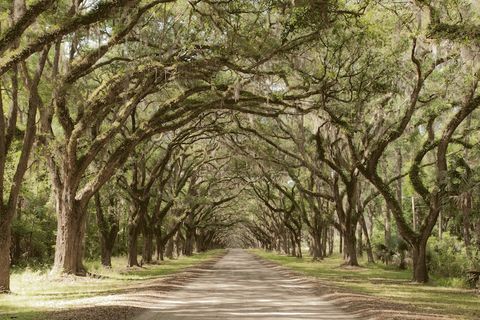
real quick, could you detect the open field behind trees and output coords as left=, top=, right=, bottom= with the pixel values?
left=0, top=0, right=480, bottom=318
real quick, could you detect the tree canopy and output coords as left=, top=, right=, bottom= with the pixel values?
left=1, top=0, right=480, bottom=295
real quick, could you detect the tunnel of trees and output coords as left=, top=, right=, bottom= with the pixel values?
left=0, top=0, right=480, bottom=294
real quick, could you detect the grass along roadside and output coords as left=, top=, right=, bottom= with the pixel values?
left=250, top=249, right=480, bottom=320
left=0, top=250, right=224, bottom=319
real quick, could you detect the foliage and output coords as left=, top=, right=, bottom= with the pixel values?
left=427, top=233, right=471, bottom=278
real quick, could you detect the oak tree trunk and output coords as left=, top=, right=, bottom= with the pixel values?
left=343, top=227, right=359, bottom=266
left=100, top=239, right=113, bottom=268
left=52, top=193, right=87, bottom=275
left=142, top=230, right=154, bottom=264
left=127, top=221, right=140, bottom=267
left=184, top=227, right=195, bottom=256
left=412, top=239, right=428, bottom=283
left=311, top=231, right=323, bottom=261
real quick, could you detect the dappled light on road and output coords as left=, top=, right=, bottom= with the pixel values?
left=115, top=249, right=357, bottom=319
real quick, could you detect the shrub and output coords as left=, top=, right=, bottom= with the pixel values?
left=428, top=233, right=469, bottom=278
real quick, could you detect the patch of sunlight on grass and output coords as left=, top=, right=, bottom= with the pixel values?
left=250, top=249, right=480, bottom=320
left=0, top=250, right=224, bottom=320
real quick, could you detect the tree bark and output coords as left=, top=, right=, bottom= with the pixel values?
left=360, top=213, right=375, bottom=263
left=343, top=227, right=359, bottom=266
left=0, top=224, right=11, bottom=292
left=328, top=227, right=334, bottom=256
left=52, top=194, right=87, bottom=275
left=339, top=230, right=343, bottom=254
left=142, top=228, right=154, bottom=264
left=100, top=239, right=113, bottom=268
left=156, top=232, right=164, bottom=261
left=412, top=239, right=428, bottom=283
left=184, top=226, right=195, bottom=256
left=127, top=220, right=140, bottom=267
left=357, top=223, right=363, bottom=257
left=94, top=193, right=118, bottom=267
left=311, top=230, right=323, bottom=261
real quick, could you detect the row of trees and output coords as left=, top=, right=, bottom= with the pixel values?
left=229, top=1, right=480, bottom=283
left=1, top=0, right=343, bottom=292
left=1, top=0, right=479, bottom=294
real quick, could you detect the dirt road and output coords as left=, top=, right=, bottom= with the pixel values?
left=134, top=249, right=356, bottom=320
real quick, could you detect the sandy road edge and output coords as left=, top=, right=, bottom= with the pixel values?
left=40, top=250, right=228, bottom=320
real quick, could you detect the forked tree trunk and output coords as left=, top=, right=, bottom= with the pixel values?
left=0, top=225, right=11, bottom=292
left=52, top=194, right=87, bottom=275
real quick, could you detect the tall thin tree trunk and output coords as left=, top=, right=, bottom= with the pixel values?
left=357, top=223, right=363, bottom=257
left=0, top=225, right=11, bottom=292
left=438, top=211, right=443, bottom=239
left=462, top=193, right=472, bottom=254
left=385, top=206, right=391, bottom=246
left=360, top=214, right=375, bottom=263
left=411, top=196, right=416, bottom=231
left=339, top=229, right=343, bottom=254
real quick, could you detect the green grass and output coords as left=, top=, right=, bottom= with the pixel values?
left=251, top=249, right=480, bottom=320
left=0, top=250, right=224, bottom=320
